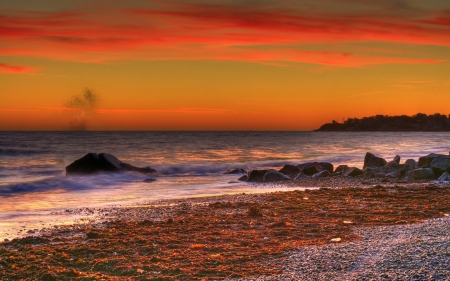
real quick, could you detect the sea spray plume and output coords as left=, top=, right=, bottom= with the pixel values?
left=65, top=88, right=98, bottom=130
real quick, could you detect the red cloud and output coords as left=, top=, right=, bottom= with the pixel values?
left=0, top=63, right=36, bottom=74
left=0, top=3, right=449, bottom=66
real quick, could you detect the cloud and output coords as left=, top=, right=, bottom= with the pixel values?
left=0, top=63, right=36, bottom=74
left=0, top=2, right=449, bottom=66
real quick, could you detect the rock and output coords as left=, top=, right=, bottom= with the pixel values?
left=300, top=162, right=323, bottom=176
left=225, top=168, right=247, bottom=174
left=365, top=166, right=389, bottom=174
left=404, top=159, right=418, bottom=170
left=386, top=155, right=401, bottom=166
left=66, top=153, right=156, bottom=175
left=438, top=172, right=450, bottom=182
left=362, top=169, right=375, bottom=178
left=312, top=170, right=330, bottom=178
left=238, top=175, right=248, bottom=181
left=247, top=170, right=268, bottom=182
left=386, top=172, right=401, bottom=179
left=388, top=163, right=409, bottom=176
left=408, top=168, right=435, bottom=179
left=363, top=152, right=387, bottom=169
left=318, top=162, right=334, bottom=173
left=334, top=165, right=348, bottom=174
left=346, top=167, right=364, bottom=177
left=418, top=153, right=445, bottom=167
left=430, top=156, right=450, bottom=176
left=263, top=171, right=290, bottom=182
left=294, top=173, right=311, bottom=180
left=279, top=165, right=301, bottom=179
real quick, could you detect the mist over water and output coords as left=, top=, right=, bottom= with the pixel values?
left=0, top=131, right=449, bottom=239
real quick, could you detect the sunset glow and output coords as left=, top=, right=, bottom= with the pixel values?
left=1, top=0, right=450, bottom=130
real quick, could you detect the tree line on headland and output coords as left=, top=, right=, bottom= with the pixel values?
left=315, top=113, right=450, bottom=131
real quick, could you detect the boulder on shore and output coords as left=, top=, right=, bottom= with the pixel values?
left=247, top=169, right=290, bottom=182
left=312, top=170, right=330, bottom=178
left=279, top=165, right=301, bottom=179
left=430, top=156, right=450, bottom=176
left=407, top=168, right=435, bottom=180
left=300, top=162, right=324, bottom=176
left=404, top=159, right=418, bottom=171
left=388, top=163, right=409, bottom=176
left=66, top=153, right=156, bottom=175
left=438, top=172, right=450, bottom=182
left=418, top=153, right=445, bottom=167
left=363, top=152, right=387, bottom=169
left=318, top=162, right=334, bottom=173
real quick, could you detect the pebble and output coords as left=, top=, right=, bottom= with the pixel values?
left=228, top=216, right=450, bottom=281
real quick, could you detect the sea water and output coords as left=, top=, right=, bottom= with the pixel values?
left=0, top=131, right=449, bottom=239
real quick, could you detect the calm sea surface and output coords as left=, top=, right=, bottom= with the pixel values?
left=0, top=131, right=449, bottom=239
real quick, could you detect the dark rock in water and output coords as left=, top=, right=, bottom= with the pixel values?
left=386, top=155, right=401, bottom=166
left=225, top=168, right=247, bottom=174
left=438, top=172, right=450, bottom=182
left=294, top=172, right=311, bottom=180
left=312, top=170, right=330, bottom=178
left=404, top=159, right=418, bottom=171
left=335, top=165, right=348, bottom=174
left=418, top=153, right=445, bottom=167
left=318, top=162, right=334, bottom=173
left=346, top=167, right=364, bottom=177
left=430, top=156, right=450, bottom=176
left=279, top=165, right=301, bottom=179
left=143, top=178, right=157, bottom=183
left=300, top=162, right=324, bottom=176
left=365, top=166, right=389, bottom=174
left=408, top=168, right=435, bottom=179
left=386, top=172, right=401, bottom=179
left=388, top=163, right=409, bottom=176
left=363, top=152, right=387, bottom=169
left=247, top=170, right=268, bottom=182
left=238, top=175, right=248, bottom=181
left=66, top=153, right=156, bottom=175
left=263, top=171, right=290, bottom=182
left=362, top=169, right=375, bottom=178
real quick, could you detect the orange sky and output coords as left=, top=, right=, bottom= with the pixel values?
left=1, top=0, right=450, bottom=130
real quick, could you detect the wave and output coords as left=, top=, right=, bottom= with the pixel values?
left=0, top=148, right=51, bottom=156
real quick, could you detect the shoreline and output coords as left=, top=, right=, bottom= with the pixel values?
left=1, top=180, right=449, bottom=280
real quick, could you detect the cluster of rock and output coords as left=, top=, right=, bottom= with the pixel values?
left=66, top=153, right=156, bottom=175
left=234, top=152, right=450, bottom=183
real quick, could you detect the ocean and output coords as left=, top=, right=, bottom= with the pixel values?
left=0, top=131, right=449, bottom=240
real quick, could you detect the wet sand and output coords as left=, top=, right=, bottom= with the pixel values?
left=1, top=178, right=449, bottom=280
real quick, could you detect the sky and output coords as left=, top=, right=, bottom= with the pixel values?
left=1, top=0, right=450, bottom=130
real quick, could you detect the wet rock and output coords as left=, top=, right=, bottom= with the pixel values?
left=66, top=153, right=156, bottom=175
left=363, top=152, right=387, bottom=169
left=335, top=165, right=348, bottom=174
left=300, top=162, right=324, bottom=176
left=418, top=153, right=445, bottom=167
left=438, top=172, right=450, bottom=182
left=408, top=168, right=435, bottom=179
left=294, top=172, right=311, bottom=180
left=279, top=165, right=301, bottom=179
left=318, top=162, right=334, bottom=173
left=430, top=156, right=450, bottom=176
left=388, top=163, right=409, bottom=176
left=405, top=159, right=418, bottom=171
left=386, top=155, right=401, bottom=166
left=238, top=175, right=248, bottom=181
left=224, top=168, right=247, bottom=174
left=386, top=172, right=401, bottom=179
left=312, top=170, right=330, bottom=178
left=347, top=167, right=364, bottom=177
left=263, top=170, right=290, bottom=182
left=247, top=170, right=268, bottom=182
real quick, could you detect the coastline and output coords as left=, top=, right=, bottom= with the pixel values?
left=1, top=179, right=449, bottom=280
